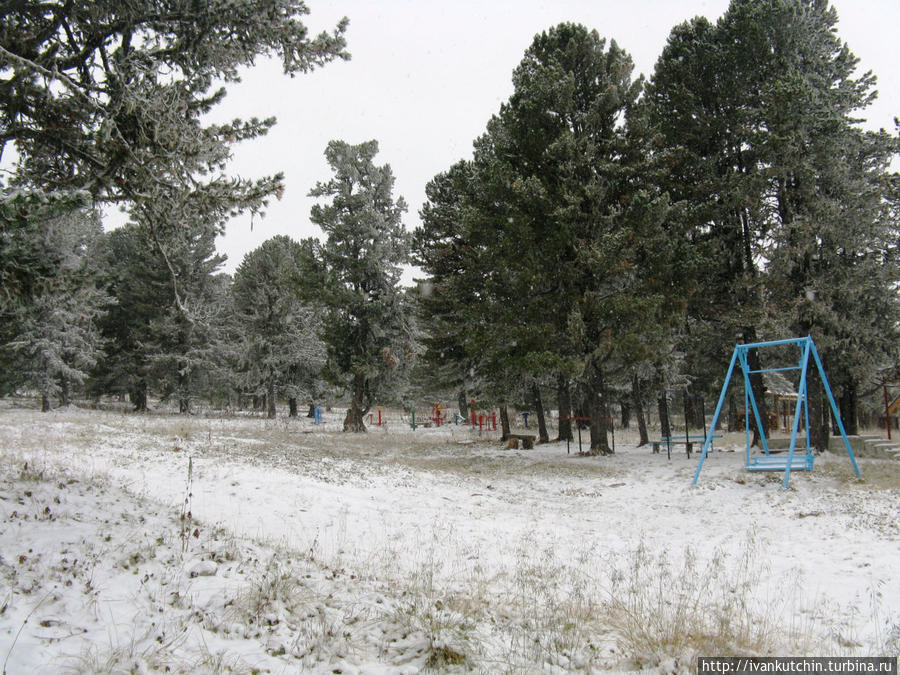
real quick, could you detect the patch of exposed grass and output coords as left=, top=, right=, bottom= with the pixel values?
left=601, top=532, right=815, bottom=667
left=399, top=452, right=618, bottom=481
left=227, top=557, right=314, bottom=630
left=819, top=458, right=900, bottom=491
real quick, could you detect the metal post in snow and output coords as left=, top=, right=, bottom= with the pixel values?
left=692, top=346, right=739, bottom=486
left=809, top=337, right=861, bottom=478
left=884, top=380, right=892, bottom=441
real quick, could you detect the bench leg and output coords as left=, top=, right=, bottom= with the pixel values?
left=652, top=442, right=660, bottom=454
left=686, top=442, right=693, bottom=458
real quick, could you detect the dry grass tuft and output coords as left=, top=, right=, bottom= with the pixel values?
left=819, top=457, right=900, bottom=491
left=602, top=533, right=815, bottom=667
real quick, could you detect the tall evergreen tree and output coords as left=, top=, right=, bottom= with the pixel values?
left=1, top=194, right=110, bottom=409
left=647, top=10, right=771, bottom=439
left=648, top=0, right=899, bottom=444
left=309, top=140, right=412, bottom=432
left=750, top=0, right=900, bottom=435
left=414, top=161, right=494, bottom=414
left=92, top=224, right=167, bottom=410
left=417, top=24, right=682, bottom=453
left=142, top=218, right=226, bottom=413
left=232, top=235, right=325, bottom=418
left=2, top=2, right=349, bottom=412
left=1, top=1, right=348, bottom=203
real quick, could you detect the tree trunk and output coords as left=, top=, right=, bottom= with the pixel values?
left=307, top=403, right=316, bottom=418
left=131, top=380, right=148, bottom=412
left=807, top=367, right=829, bottom=452
left=684, top=394, right=697, bottom=429
left=632, top=373, right=649, bottom=447
left=343, top=373, right=367, bottom=432
left=178, top=362, right=190, bottom=414
left=727, top=393, right=739, bottom=432
left=556, top=374, right=573, bottom=442
left=58, top=375, right=70, bottom=407
left=743, top=332, right=767, bottom=447
left=289, top=397, right=298, bottom=417
left=838, top=381, right=858, bottom=436
left=457, top=391, right=469, bottom=423
left=499, top=406, right=510, bottom=441
left=41, top=393, right=51, bottom=412
left=659, top=392, right=671, bottom=438
left=266, top=375, right=276, bottom=419
left=620, top=399, right=631, bottom=429
left=587, top=362, right=611, bottom=455
left=531, top=381, right=549, bottom=444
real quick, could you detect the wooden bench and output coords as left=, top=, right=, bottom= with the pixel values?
left=507, top=433, right=536, bottom=449
left=652, top=434, right=722, bottom=459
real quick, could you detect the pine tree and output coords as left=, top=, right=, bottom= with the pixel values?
left=95, top=215, right=228, bottom=413
left=751, top=0, right=900, bottom=435
left=646, top=10, right=773, bottom=440
left=232, top=235, right=325, bottom=418
left=309, top=140, right=413, bottom=432
left=417, top=24, right=681, bottom=453
left=414, top=161, right=493, bottom=410
left=91, top=224, right=166, bottom=410
left=648, top=0, right=899, bottom=443
left=1, top=2, right=348, bottom=203
left=1, top=194, right=110, bottom=409
left=142, top=220, right=227, bottom=413
left=2, top=2, right=349, bottom=412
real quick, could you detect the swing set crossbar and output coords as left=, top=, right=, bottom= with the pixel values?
left=746, top=365, right=801, bottom=374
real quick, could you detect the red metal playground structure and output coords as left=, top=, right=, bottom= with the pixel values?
left=365, top=403, right=498, bottom=433
left=692, top=336, right=861, bottom=489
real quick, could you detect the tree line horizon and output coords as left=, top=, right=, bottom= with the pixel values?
left=1, top=1, right=897, bottom=452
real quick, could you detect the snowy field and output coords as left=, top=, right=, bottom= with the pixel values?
left=0, top=401, right=897, bottom=674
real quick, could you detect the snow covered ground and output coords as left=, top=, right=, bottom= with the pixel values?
left=0, top=401, right=897, bottom=673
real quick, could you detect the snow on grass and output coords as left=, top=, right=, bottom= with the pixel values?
left=0, top=401, right=897, bottom=673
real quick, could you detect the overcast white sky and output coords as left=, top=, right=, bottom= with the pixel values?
left=209, top=0, right=899, bottom=276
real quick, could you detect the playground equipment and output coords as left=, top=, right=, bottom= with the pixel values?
left=366, top=406, right=385, bottom=427
left=653, top=389, right=720, bottom=459
left=692, top=336, right=860, bottom=489
left=559, top=416, right=615, bottom=455
left=407, top=403, right=497, bottom=432
left=475, top=411, right=497, bottom=434
left=430, top=402, right=445, bottom=427
left=561, top=416, right=590, bottom=454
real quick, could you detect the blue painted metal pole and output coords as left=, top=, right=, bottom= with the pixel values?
left=802, top=350, right=812, bottom=459
left=740, top=346, right=772, bottom=457
left=809, top=338, right=861, bottom=477
left=692, top=347, right=739, bottom=486
left=783, top=338, right=812, bottom=488
left=744, top=382, right=751, bottom=467
left=736, top=337, right=805, bottom=350
left=741, top=350, right=752, bottom=463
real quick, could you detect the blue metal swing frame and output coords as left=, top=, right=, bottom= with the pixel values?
left=692, top=336, right=861, bottom=489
